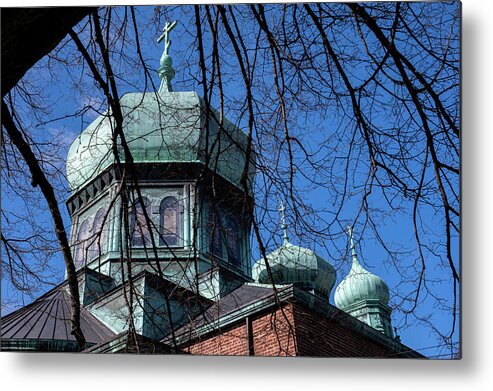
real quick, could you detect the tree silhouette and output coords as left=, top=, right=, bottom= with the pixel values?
left=1, top=3, right=460, bottom=356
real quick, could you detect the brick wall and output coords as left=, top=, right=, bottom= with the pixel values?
left=251, top=304, right=297, bottom=356
left=292, top=303, right=398, bottom=357
left=184, top=303, right=297, bottom=356
left=185, top=323, right=248, bottom=356
left=183, top=301, right=403, bottom=357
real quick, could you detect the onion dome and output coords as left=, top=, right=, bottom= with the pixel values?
left=66, top=21, right=254, bottom=193
left=251, top=202, right=336, bottom=299
left=66, top=91, right=211, bottom=189
left=334, top=226, right=390, bottom=310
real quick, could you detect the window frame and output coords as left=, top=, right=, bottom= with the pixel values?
left=159, top=195, right=183, bottom=247
left=87, top=207, right=108, bottom=260
left=74, top=218, right=90, bottom=269
left=206, top=205, right=244, bottom=270
left=128, top=186, right=188, bottom=249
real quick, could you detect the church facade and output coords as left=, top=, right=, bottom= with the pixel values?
left=0, top=24, right=422, bottom=358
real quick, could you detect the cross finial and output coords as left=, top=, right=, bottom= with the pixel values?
left=157, top=21, right=177, bottom=56
left=157, top=21, right=178, bottom=93
left=347, top=225, right=359, bottom=264
left=279, top=201, right=289, bottom=243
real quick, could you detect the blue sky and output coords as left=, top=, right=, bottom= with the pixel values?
left=1, top=3, right=460, bottom=358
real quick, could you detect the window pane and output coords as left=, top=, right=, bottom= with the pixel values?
left=160, top=196, right=180, bottom=246
left=130, top=197, right=152, bottom=247
left=208, top=210, right=222, bottom=257
left=88, top=208, right=108, bottom=260
left=74, top=219, right=90, bottom=269
left=226, top=217, right=241, bottom=267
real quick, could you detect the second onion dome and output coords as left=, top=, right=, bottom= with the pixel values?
left=334, top=226, right=390, bottom=309
left=252, top=202, right=336, bottom=300
left=333, top=226, right=394, bottom=338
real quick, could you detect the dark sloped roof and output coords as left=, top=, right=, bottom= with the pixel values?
left=1, top=285, right=115, bottom=345
left=84, top=330, right=184, bottom=354
left=165, top=283, right=282, bottom=343
left=198, top=284, right=277, bottom=323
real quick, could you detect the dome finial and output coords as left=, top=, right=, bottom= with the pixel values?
left=279, top=201, right=289, bottom=243
left=157, top=21, right=178, bottom=93
left=347, top=224, right=359, bottom=265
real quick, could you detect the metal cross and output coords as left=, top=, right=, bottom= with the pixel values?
left=279, top=201, right=288, bottom=242
left=347, top=224, right=353, bottom=241
left=157, top=21, right=178, bottom=56
left=279, top=201, right=286, bottom=227
left=347, top=224, right=358, bottom=261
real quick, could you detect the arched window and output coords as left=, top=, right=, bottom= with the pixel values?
left=130, top=197, right=152, bottom=247
left=226, top=216, right=241, bottom=267
left=208, top=210, right=223, bottom=257
left=74, top=219, right=90, bottom=269
left=88, top=208, right=108, bottom=259
left=159, top=196, right=181, bottom=246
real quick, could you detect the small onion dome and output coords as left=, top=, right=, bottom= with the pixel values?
left=334, top=226, right=390, bottom=309
left=252, top=240, right=336, bottom=300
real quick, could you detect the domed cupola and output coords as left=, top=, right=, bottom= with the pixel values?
left=334, top=226, right=394, bottom=337
left=334, top=241, right=389, bottom=309
left=252, top=202, right=336, bottom=300
left=64, top=21, right=255, bottom=301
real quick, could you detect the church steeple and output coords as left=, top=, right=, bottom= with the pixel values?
left=65, top=17, right=257, bottom=339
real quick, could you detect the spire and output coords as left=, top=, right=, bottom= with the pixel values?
left=279, top=201, right=289, bottom=243
left=157, top=21, right=178, bottom=93
left=347, top=225, right=360, bottom=265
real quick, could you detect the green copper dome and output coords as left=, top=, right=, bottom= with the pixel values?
left=334, top=259, right=390, bottom=309
left=252, top=240, right=336, bottom=299
left=334, top=228, right=389, bottom=310
left=66, top=91, right=254, bottom=193
left=67, top=21, right=254, bottom=194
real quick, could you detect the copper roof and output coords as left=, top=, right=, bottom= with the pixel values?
left=1, top=285, right=115, bottom=345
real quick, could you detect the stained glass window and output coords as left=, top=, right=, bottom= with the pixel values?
left=208, top=210, right=223, bottom=257
left=88, top=208, right=108, bottom=259
left=159, top=196, right=180, bottom=246
left=130, top=197, right=152, bottom=247
left=74, top=219, right=90, bottom=269
left=226, top=216, right=241, bottom=267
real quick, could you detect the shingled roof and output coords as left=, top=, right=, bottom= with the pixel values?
left=1, top=284, right=115, bottom=351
